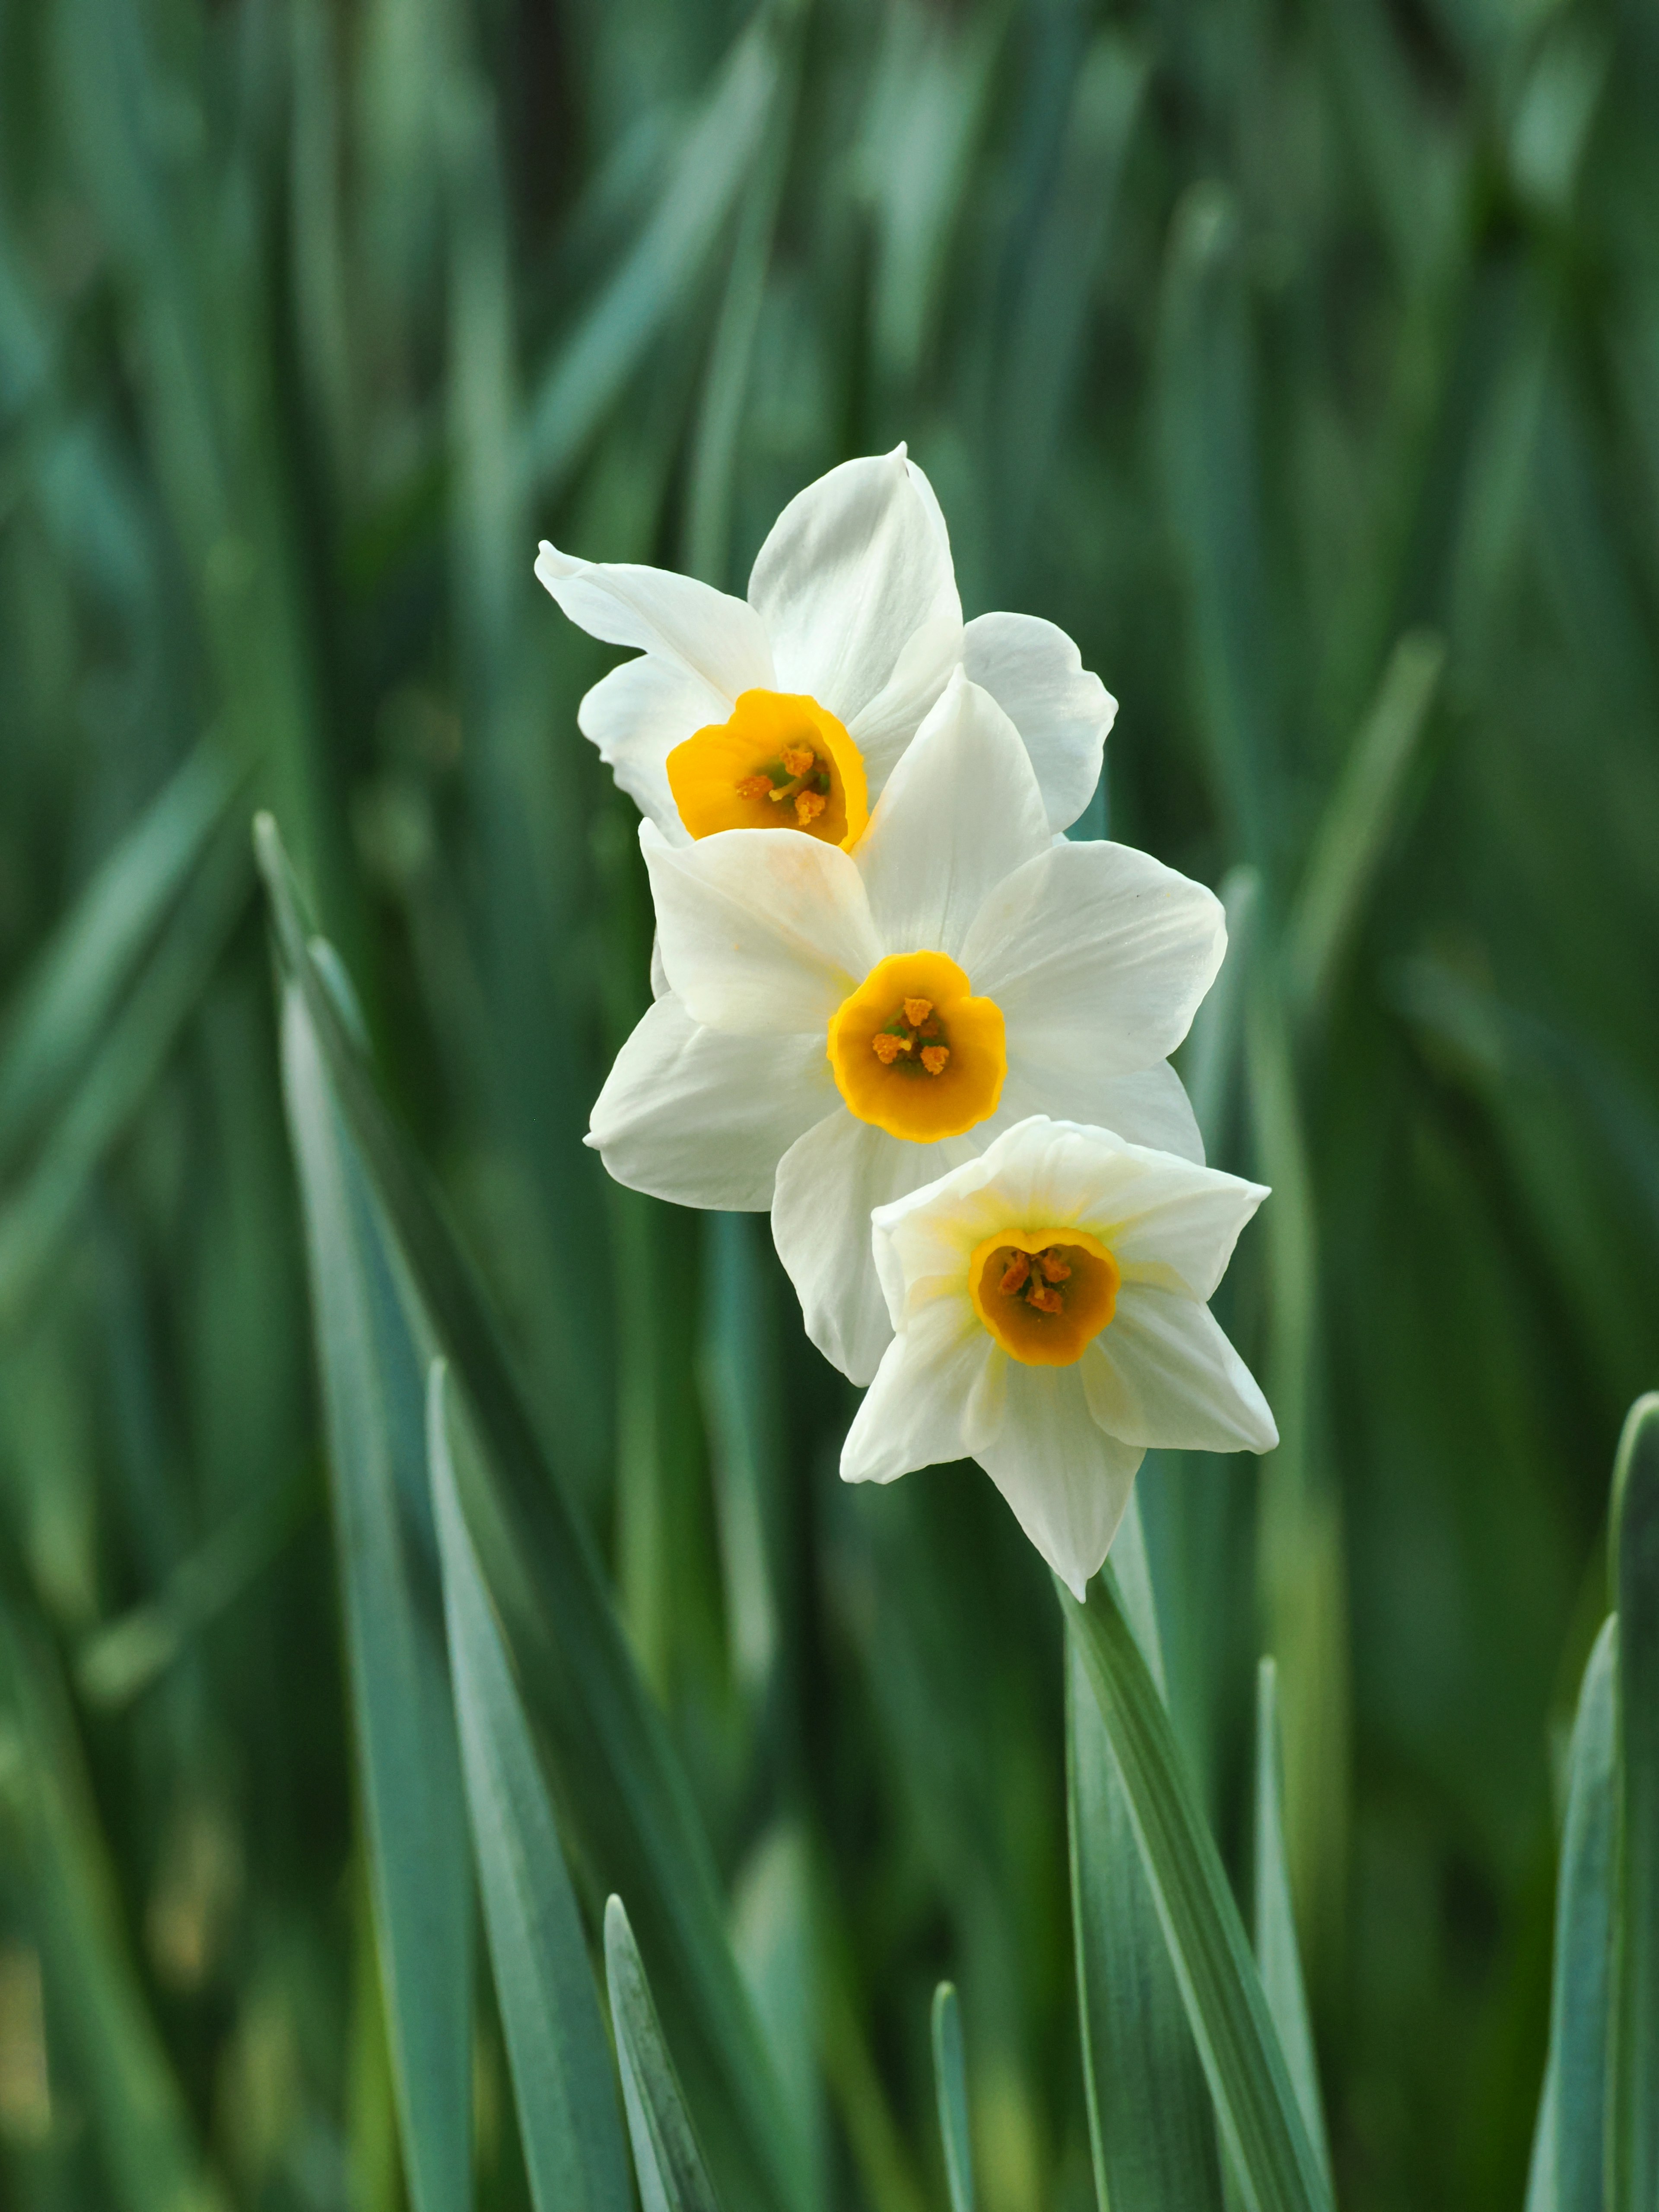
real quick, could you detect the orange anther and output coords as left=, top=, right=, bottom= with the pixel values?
left=998, top=1252, right=1031, bottom=1295
left=903, top=997, right=934, bottom=1029
left=1027, top=1283, right=1064, bottom=1315
left=1036, top=1250, right=1071, bottom=1283
left=736, top=774, right=774, bottom=799
left=795, top=788, right=828, bottom=825
left=780, top=745, right=817, bottom=779
left=871, top=1032, right=910, bottom=1065
left=919, top=1044, right=950, bottom=1076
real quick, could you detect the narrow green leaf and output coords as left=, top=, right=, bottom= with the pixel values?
left=1285, top=631, right=1445, bottom=1027
left=0, top=747, right=238, bottom=1166
left=256, top=815, right=804, bottom=2212
left=1068, top=1504, right=1222, bottom=2212
left=1062, top=1571, right=1332, bottom=2212
left=278, top=979, right=474, bottom=2212
left=1181, top=865, right=1262, bottom=1164
left=1609, top=1394, right=1659, bottom=2212
left=930, top=1984, right=976, bottom=2212
left=428, top=1360, right=632, bottom=2212
left=1252, top=1662, right=1332, bottom=2192
left=520, top=22, right=779, bottom=499
left=1524, top=1615, right=1616, bottom=2212
left=606, top=1895, right=724, bottom=2212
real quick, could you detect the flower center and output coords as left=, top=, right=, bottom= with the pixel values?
left=666, top=690, right=869, bottom=847
left=969, top=1228, right=1120, bottom=1367
left=827, top=951, right=1006, bottom=1142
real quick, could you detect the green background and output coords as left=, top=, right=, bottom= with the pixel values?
left=0, top=0, right=1655, bottom=2205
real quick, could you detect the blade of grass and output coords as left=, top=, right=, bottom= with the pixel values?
left=256, top=814, right=805, bottom=2212
left=605, top=1895, right=724, bottom=2212
left=428, top=1361, right=632, bottom=2212
left=278, top=979, right=474, bottom=2212
left=1068, top=1500, right=1223, bottom=2212
left=1285, top=630, right=1445, bottom=1028
left=1523, top=1615, right=1615, bottom=2212
left=930, top=1983, right=976, bottom=2212
left=1252, top=1662, right=1332, bottom=2192
left=1061, top=1569, right=1332, bottom=2212
left=1608, top=1394, right=1659, bottom=2212
left=520, top=19, right=781, bottom=500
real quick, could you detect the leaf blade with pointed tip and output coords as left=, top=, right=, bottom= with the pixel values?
left=1062, top=1569, right=1332, bottom=2212
left=1524, top=1614, right=1616, bottom=2212
left=277, top=979, right=474, bottom=2212
left=930, top=1984, right=976, bottom=2212
left=606, top=1896, right=724, bottom=2212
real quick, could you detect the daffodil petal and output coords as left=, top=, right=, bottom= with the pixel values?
left=772, top=1109, right=976, bottom=1385
left=990, top=1059, right=1204, bottom=1164
left=961, top=611, right=1117, bottom=834
left=534, top=543, right=773, bottom=699
left=960, top=842, right=1226, bottom=1072
left=1104, top=1158, right=1271, bottom=1301
left=747, top=449, right=962, bottom=732
left=641, top=822, right=881, bottom=1035
left=577, top=655, right=730, bottom=838
left=1082, top=1285, right=1278, bottom=1452
left=975, top=1361, right=1144, bottom=1600
left=839, top=1297, right=997, bottom=1485
left=855, top=672, right=1052, bottom=960
left=586, top=995, right=833, bottom=1209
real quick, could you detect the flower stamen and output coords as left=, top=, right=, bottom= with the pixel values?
left=969, top=1229, right=1121, bottom=1366
left=870, top=996, right=952, bottom=1077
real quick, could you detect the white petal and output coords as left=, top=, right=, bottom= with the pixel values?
left=642, top=824, right=881, bottom=1036
left=962, top=612, right=1118, bottom=834
left=960, top=841, right=1226, bottom=1072
left=747, top=450, right=962, bottom=734
left=975, top=1361, right=1144, bottom=1599
left=839, top=1294, right=996, bottom=1485
left=1102, top=1156, right=1269, bottom=1302
left=576, top=655, right=728, bottom=836
left=587, top=996, right=833, bottom=1209
left=1082, top=1286, right=1278, bottom=1452
left=535, top=543, right=772, bottom=699
left=992, top=1060, right=1205, bottom=1164
left=772, top=1109, right=976, bottom=1384
left=855, top=673, right=1052, bottom=960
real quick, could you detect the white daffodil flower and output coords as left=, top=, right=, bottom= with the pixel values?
left=841, top=1115, right=1278, bottom=1598
left=588, top=671, right=1226, bottom=1384
left=535, top=445, right=1114, bottom=848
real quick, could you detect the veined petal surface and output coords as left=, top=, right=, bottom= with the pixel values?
left=976, top=1361, right=1144, bottom=1599
left=962, top=611, right=1117, bottom=834
left=839, top=1293, right=998, bottom=1485
left=855, top=673, right=1052, bottom=960
left=642, top=824, right=881, bottom=1034
left=747, top=448, right=962, bottom=733
left=534, top=544, right=772, bottom=699
left=772, top=1109, right=976, bottom=1386
left=578, top=655, right=731, bottom=837
left=587, top=996, right=834, bottom=1210
left=961, top=842, right=1226, bottom=1073
left=1082, top=1285, right=1278, bottom=1452
left=992, top=1058, right=1204, bottom=1165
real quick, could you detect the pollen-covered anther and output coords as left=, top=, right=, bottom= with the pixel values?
left=919, top=1045, right=950, bottom=1075
left=871, top=1033, right=911, bottom=1065
left=795, top=789, right=828, bottom=825
left=1036, top=1251, right=1071, bottom=1284
left=903, top=997, right=934, bottom=1029
left=998, top=1252, right=1031, bottom=1295
left=735, top=774, right=773, bottom=799
left=1027, top=1282, right=1065, bottom=1315
left=780, top=745, right=817, bottom=779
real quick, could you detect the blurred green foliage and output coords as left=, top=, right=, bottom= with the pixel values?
left=0, top=0, right=1656, bottom=2205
